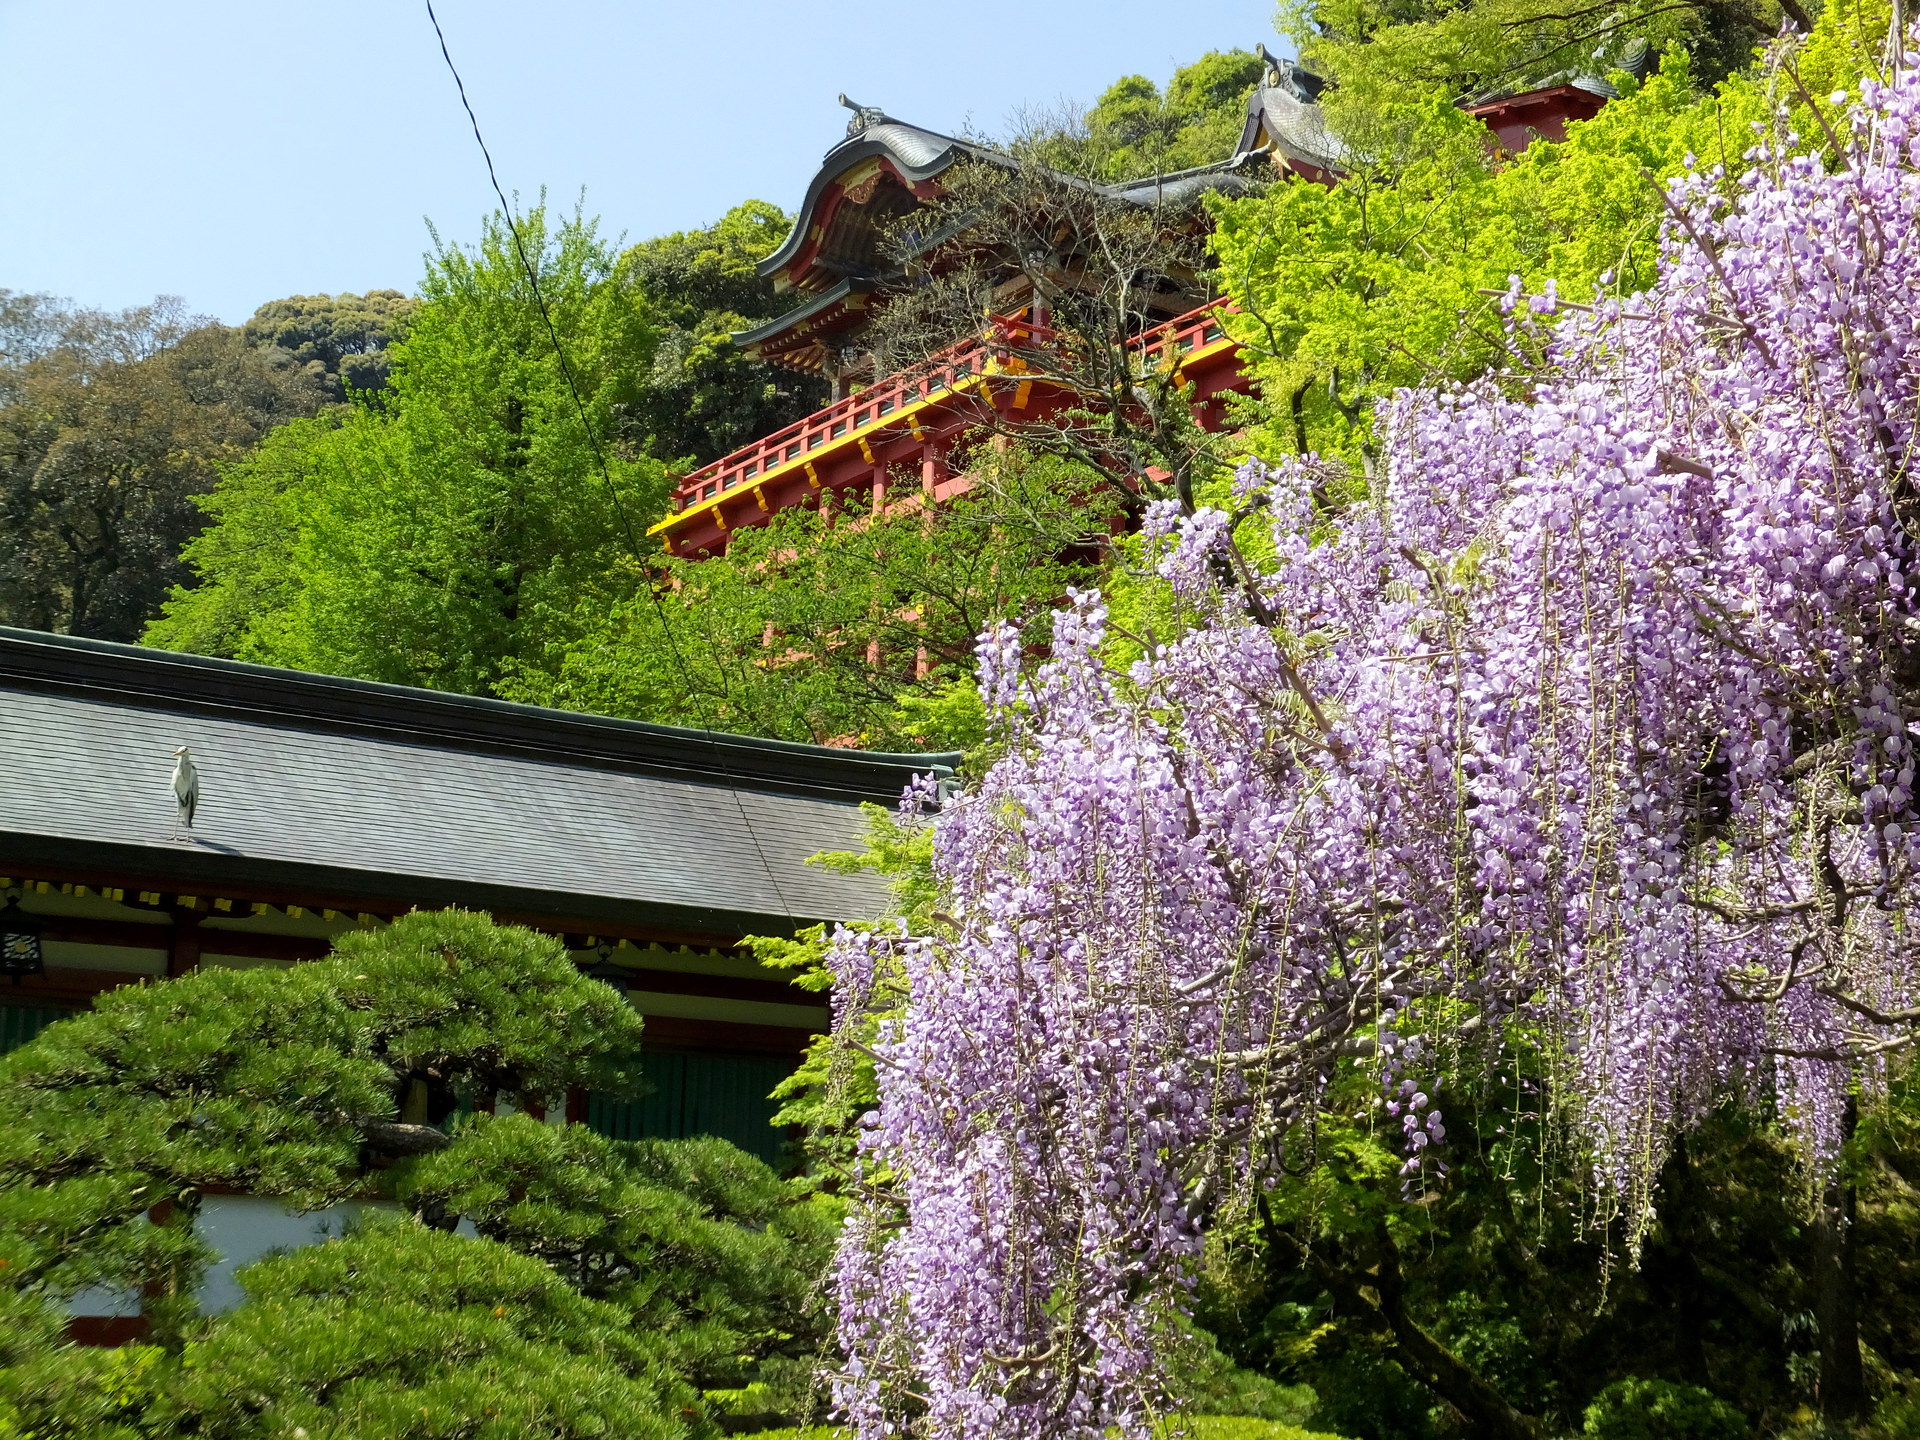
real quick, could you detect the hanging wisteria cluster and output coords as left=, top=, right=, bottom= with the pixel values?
left=829, top=55, right=1920, bottom=1440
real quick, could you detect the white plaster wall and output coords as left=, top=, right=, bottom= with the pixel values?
left=68, top=1283, right=141, bottom=1318
left=194, top=1195, right=394, bottom=1313
left=70, top=1198, right=480, bottom=1319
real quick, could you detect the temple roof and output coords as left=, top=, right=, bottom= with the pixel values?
left=0, top=627, right=956, bottom=937
left=742, top=100, right=1265, bottom=368
left=1237, top=50, right=1345, bottom=176
left=1464, top=39, right=1654, bottom=107
left=754, top=109, right=1005, bottom=287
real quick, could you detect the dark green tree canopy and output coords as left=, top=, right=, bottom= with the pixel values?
left=0, top=910, right=834, bottom=1440
left=242, top=289, right=418, bottom=401
left=1031, top=49, right=1265, bottom=180
left=616, top=200, right=830, bottom=466
left=0, top=302, right=328, bottom=641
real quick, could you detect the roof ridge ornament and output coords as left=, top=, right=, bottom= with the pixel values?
left=1256, top=43, right=1325, bottom=104
left=838, top=93, right=889, bottom=136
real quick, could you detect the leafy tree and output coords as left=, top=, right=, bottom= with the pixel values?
left=1295, top=0, right=1805, bottom=101
left=1212, top=0, right=1891, bottom=468
left=0, top=291, right=76, bottom=368
left=161, top=1220, right=693, bottom=1440
left=0, top=301, right=328, bottom=640
left=1035, top=50, right=1267, bottom=181
left=242, top=289, right=418, bottom=401
left=617, top=201, right=830, bottom=466
left=508, top=446, right=1115, bottom=750
left=0, top=910, right=832, bottom=1439
left=1580, top=1378, right=1747, bottom=1440
left=148, top=206, right=668, bottom=696
left=1188, top=1059, right=1867, bottom=1439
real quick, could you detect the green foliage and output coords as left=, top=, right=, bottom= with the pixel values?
left=0, top=1290, right=165, bottom=1440
left=617, top=201, right=830, bottom=465
left=1295, top=0, right=1789, bottom=101
left=393, top=1116, right=836, bottom=1389
left=129, top=411, right=340, bottom=661
left=509, top=446, right=1110, bottom=749
left=0, top=911, right=643, bottom=1328
left=148, top=206, right=668, bottom=694
left=162, top=1218, right=690, bottom=1440
left=750, top=806, right=937, bottom=1187
left=1874, top=1392, right=1920, bottom=1439
left=0, top=299, right=328, bottom=640
left=1166, top=1324, right=1325, bottom=1427
left=1050, top=50, right=1264, bottom=181
left=242, top=289, right=417, bottom=401
left=1213, top=0, right=1892, bottom=466
left=1582, top=1378, right=1748, bottom=1440
left=1188, top=1033, right=1890, bottom=1439
left=0, top=911, right=832, bottom=1437
left=1169, top=1421, right=1350, bottom=1440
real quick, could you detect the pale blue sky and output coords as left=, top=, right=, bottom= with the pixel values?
left=0, top=1, right=1283, bottom=324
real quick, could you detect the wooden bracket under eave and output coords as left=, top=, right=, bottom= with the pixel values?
left=754, top=486, right=769, bottom=512
left=857, top=435, right=876, bottom=464
left=803, top=461, right=821, bottom=488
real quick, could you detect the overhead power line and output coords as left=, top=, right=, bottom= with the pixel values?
left=423, top=1, right=795, bottom=919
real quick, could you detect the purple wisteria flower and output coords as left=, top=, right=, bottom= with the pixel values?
left=827, top=55, right=1920, bottom=1440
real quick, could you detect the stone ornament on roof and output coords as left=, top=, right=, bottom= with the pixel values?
left=838, top=94, right=890, bottom=137
left=1257, top=44, right=1327, bottom=104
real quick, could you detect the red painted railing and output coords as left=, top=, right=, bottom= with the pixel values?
left=665, top=298, right=1237, bottom=514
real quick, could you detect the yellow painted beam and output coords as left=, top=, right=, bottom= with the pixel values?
left=647, top=369, right=997, bottom=536
left=644, top=333, right=1240, bottom=540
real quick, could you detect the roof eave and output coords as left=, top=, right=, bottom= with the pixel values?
left=731, top=277, right=874, bottom=352
left=756, top=127, right=998, bottom=282
left=0, top=627, right=959, bottom=807
left=0, top=831, right=834, bottom=941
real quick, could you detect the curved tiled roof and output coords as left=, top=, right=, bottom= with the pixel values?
left=756, top=116, right=1006, bottom=282
left=759, top=106, right=1270, bottom=287
left=1462, top=38, right=1655, bottom=107
left=1239, top=85, right=1345, bottom=174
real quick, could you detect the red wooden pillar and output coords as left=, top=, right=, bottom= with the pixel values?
left=921, top=444, right=950, bottom=497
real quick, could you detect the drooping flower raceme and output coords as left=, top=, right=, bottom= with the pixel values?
left=830, top=62, right=1920, bottom=1440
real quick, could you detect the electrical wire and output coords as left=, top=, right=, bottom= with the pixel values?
left=424, top=0, right=795, bottom=919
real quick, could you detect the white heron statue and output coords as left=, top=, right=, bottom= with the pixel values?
left=170, top=745, right=199, bottom=840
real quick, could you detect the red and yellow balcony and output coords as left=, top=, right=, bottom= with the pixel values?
left=649, top=299, right=1247, bottom=557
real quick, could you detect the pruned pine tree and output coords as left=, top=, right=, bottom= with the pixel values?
left=0, top=910, right=834, bottom=1440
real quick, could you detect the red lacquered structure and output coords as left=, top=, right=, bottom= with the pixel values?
left=651, top=47, right=1647, bottom=559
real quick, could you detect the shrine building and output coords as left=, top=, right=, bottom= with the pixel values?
left=647, top=46, right=1646, bottom=561
left=0, top=623, right=954, bottom=1160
